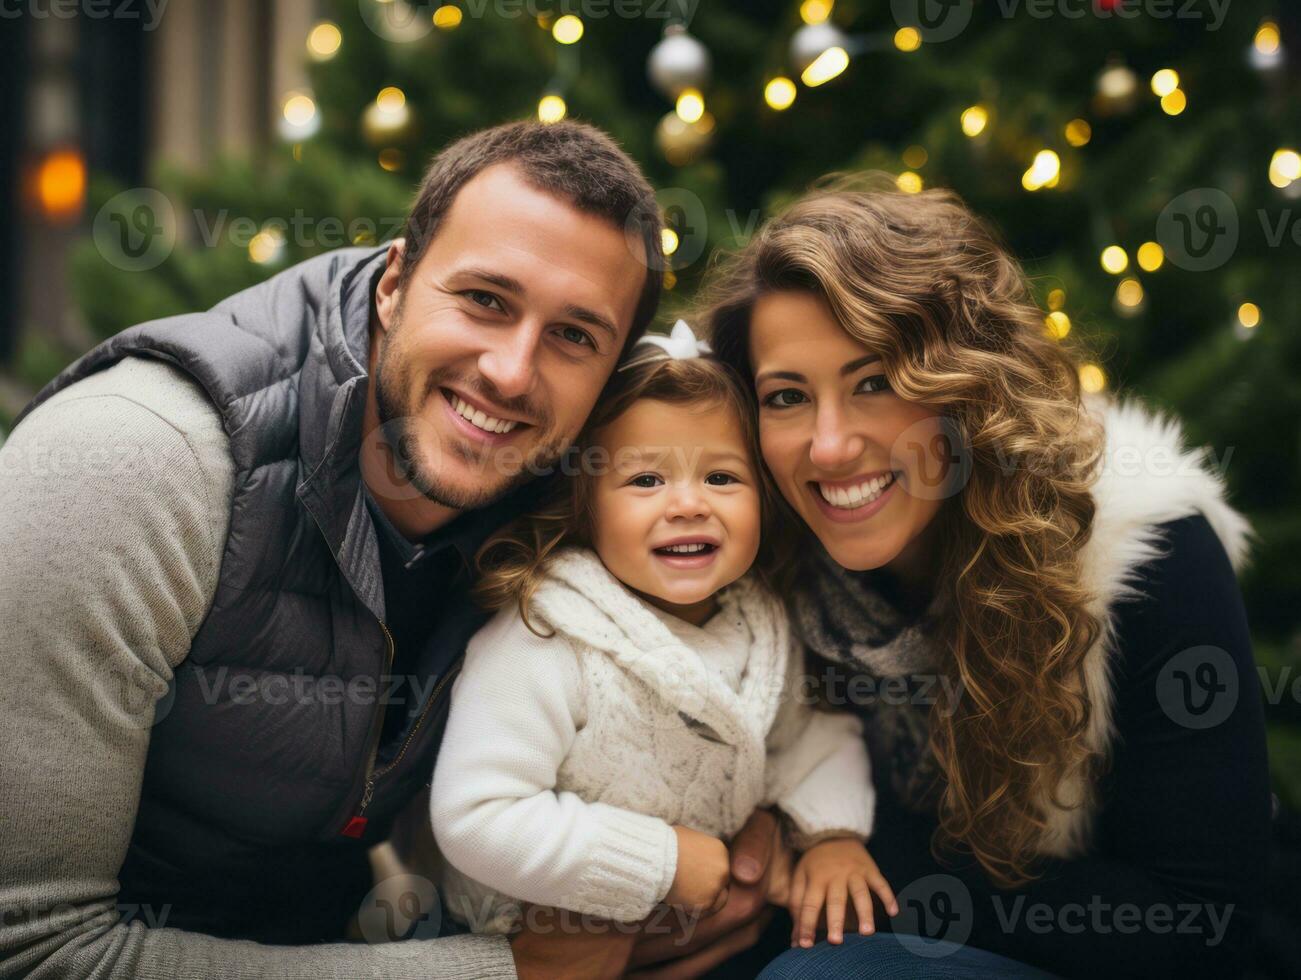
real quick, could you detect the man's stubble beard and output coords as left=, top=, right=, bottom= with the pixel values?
left=372, top=310, right=571, bottom=511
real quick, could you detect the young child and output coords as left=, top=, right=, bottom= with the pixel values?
left=428, top=321, right=896, bottom=949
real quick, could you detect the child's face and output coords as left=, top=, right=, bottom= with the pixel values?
left=589, top=398, right=762, bottom=625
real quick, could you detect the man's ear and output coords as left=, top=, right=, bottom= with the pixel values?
left=374, top=238, right=407, bottom=335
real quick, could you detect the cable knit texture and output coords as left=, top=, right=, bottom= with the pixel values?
left=430, top=547, right=875, bottom=935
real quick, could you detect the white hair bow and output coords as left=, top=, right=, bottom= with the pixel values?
left=635, top=319, right=712, bottom=359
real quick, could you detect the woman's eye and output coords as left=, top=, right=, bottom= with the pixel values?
left=464, top=289, right=504, bottom=312
left=705, top=472, right=739, bottom=486
left=857, top=374, right=890, bottom=394
left=630, top=474, right=662, bottom=488
left=557, top=325, right=595, bottom=349
left=762, top=389, right=807, bottom=408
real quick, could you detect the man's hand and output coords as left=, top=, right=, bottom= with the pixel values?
left=627, top=808, right=789, bottom=980
left=509, top=905, right=638, bottom=980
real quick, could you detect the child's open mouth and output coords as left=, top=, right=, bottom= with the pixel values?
left=650, top=539, right=720, bottom=568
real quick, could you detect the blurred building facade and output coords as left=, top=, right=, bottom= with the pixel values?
left=5, top=0, right=319, bottom=414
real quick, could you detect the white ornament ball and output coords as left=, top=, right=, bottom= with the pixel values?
left=1094, top=62, right=1138, bottom=115
left=789, top=21, right=849, bottom=73
left=648, top=26, right=711, bottom=98
left=1248, top=42, right=1285, bottom=72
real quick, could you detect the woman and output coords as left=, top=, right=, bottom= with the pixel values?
left=702, top=178, right=1271, bottom=979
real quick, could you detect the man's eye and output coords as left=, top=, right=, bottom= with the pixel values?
left=630, top=474, right=662, bottom=488
left=464, top=289, right=504, bottom=312
left=705, top=472, right=739, bottom=486
left=857, top=374, right=890, bottom=394
left=762, top=389, right=807, bottom=408
left=557, top=325, right=595, bottom=348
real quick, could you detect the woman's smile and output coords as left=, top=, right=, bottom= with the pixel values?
left=808, top=469, right=902, bottom=522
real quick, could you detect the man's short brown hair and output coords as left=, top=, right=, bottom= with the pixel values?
left=398, top=119, right=663, bottom=352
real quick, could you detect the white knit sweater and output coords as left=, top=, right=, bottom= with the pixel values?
left=429, top=547, right=874, bottom=935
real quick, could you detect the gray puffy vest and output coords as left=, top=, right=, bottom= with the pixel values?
left=17, top=246, right=477, bottom=943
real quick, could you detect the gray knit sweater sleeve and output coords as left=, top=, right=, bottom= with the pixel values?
left=0, top=357, right=516, bottom=979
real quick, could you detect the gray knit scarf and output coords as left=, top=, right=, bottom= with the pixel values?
left=789, top=542, right=949, bottom=813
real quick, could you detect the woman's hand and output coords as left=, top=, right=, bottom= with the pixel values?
left=663, top=825, right=731, bottom=917
left=788, top=838, right=898, bottom=948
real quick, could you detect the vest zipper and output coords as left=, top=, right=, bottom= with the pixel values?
left=339, top=626, right=466, bottom=839
left=339, top=620, right=395, bottom=838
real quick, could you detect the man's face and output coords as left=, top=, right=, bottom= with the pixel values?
left=370, top=162, right=648, bottom=511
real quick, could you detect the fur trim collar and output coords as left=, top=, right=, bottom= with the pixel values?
left=1040, top=395, right=1252, bottom=856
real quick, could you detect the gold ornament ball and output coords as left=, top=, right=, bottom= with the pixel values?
left=655, top=110, right=713, bottom=166
left=362, top=100, right=413, bottom=146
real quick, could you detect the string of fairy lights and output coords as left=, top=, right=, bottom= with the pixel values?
left=272, top=0, right=1295, bottom=394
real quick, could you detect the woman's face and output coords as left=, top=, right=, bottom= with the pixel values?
left=749, top=290, right=950, bottom=576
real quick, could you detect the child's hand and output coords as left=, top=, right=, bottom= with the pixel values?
left=664, top=825, right=731, bottom=917
left=788, top=838, right=897, bottom=948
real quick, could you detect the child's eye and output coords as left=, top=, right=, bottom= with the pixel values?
left=629, top=474, right=663, bottom=488
left=705, top=472, right=740, bottom=486
left=762, top=388, right=807, bottom=408
left=856, top=374, right=890, bottom=394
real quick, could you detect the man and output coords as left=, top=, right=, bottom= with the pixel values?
left=0, top=120, right=784, bottom=979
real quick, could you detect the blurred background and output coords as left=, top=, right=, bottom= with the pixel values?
left=2, top=0, right=1298, bottom=970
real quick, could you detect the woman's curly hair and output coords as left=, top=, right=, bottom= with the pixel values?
left=702, top=173, right=1107, bottom=888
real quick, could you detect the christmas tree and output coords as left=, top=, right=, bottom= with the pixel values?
left=57, top=0, right=1301, bottom=816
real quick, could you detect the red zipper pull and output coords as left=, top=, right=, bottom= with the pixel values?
left=340, top=816, right=368, bottom=838
left=340, top=779, right=376, bottom=838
